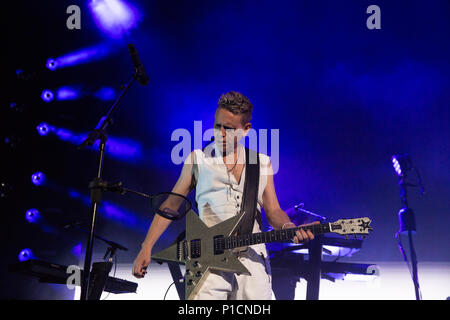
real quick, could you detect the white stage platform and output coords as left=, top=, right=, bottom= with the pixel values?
left=71, top=261, right=449, bottom=300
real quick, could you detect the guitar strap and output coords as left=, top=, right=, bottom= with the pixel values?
left=235, top=147, right=261, bottom=236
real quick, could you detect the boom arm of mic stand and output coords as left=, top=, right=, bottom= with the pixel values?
left=120, top=187, right=152, bottom=199
left=70, top=225, right=128, bottom=252
left=100, top=181, right=152, bottom=200
left=78, top=73, right=138, bottom=150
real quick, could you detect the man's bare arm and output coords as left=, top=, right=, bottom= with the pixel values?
left=262, top=164, right=292, bottom=230
left=141, top=151, right=196, bottom=249
left=132, top=151, right=196, bottom=278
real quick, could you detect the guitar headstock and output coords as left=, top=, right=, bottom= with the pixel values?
left=330, top=217, right=373, bottom=238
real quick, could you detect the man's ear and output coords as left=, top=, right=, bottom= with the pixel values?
left=243, top=122, right=252, bottom=136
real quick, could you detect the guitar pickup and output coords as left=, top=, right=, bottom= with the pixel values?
left=213, top=235, right=225, bottom=255
left=190, top=239, right=201, bottom=259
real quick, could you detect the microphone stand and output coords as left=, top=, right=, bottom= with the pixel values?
left=397, top=174, right=421, bottom=300
left=78, top=72, right=138, bottom=301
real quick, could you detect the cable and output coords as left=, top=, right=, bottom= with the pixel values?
left=395, top=231, right=412, bottom=275
left=395, top=231, right=422, bottom=299
left=163, top=281, right=175, bottom=300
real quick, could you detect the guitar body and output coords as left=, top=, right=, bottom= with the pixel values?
left=151, top=210, right=251, bottom=300
left=151, top=210, right=373, bottom=300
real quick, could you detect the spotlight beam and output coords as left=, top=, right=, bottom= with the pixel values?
left=46, top=43, right=116, bottom=71
left=36, top=123, right=142, bottom=162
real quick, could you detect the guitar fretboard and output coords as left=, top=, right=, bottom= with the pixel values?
left=220, top=223, right=331, bottom=250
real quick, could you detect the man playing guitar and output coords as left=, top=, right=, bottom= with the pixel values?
left=132, top=91, right=316, bottom=299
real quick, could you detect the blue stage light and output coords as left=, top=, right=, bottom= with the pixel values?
left=25, top=208, right=41, bottom=224
left=102, top=201, right=139, bottom=228
left=39, top=86, right=114, bottom=102
left=36, top=122, right=53, bottom=136
left=89, top=0, right=140, bottom=39
left=392, top=157, right=402, bottom=176
left=67, top=188, right=143, bottom=230
left=41, top=90, right=54, bottom=103
left=31, top=172, right=46, bottom=186
left=46, top=58, right=58, bottom=71
left=18, top=248, right=34, bottom=262
left=67, top=188, right=90, bottom=206
left=45, top=43, right=116, bottom=71
left=94, top=87, right=116, bottom=101
left=72, top=242, right=83, bottom=258
left=36, top=121, right=143, bottom=163
left=392, top=154, right=412, bottom=177
left=56, top=86, right=80, bottom=100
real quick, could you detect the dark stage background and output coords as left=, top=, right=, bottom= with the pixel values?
left=2, top=0, right=449, bottom=299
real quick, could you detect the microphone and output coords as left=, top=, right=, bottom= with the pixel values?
left=128, top=43, right=149, bottom=85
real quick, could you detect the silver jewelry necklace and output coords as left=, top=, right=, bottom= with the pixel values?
left=226, top=148, right=240, bottom=199
left=226, top=147, right=240, bottom=173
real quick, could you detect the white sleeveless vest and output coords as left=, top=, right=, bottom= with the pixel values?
left=193, top=142, right=272, bottom=254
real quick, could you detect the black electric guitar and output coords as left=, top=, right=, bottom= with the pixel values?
left=151, top=210, right=373, bottom=300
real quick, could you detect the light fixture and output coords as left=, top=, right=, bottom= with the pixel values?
left=89, top=0, right=140, bottom=39
left=41, top=90, right=54, bottom=103
left=25, top=209, right=41, bottom=224
left=36, top=122, right=53, bottom=136
left=391, top=154, right=412, bottom=177
left=31, top=172, right=46, bottom=186
left=46, top=58, right=58, bottom=71
left=18, top=248, right=34, bottom=262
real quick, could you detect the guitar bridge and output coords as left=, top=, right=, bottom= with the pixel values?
left=177, top=239, right=201, bottom=261
left=177, top=240, right=188, bottom=261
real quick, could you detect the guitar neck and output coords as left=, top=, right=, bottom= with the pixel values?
left=222, top=223, right=332, bottom=250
